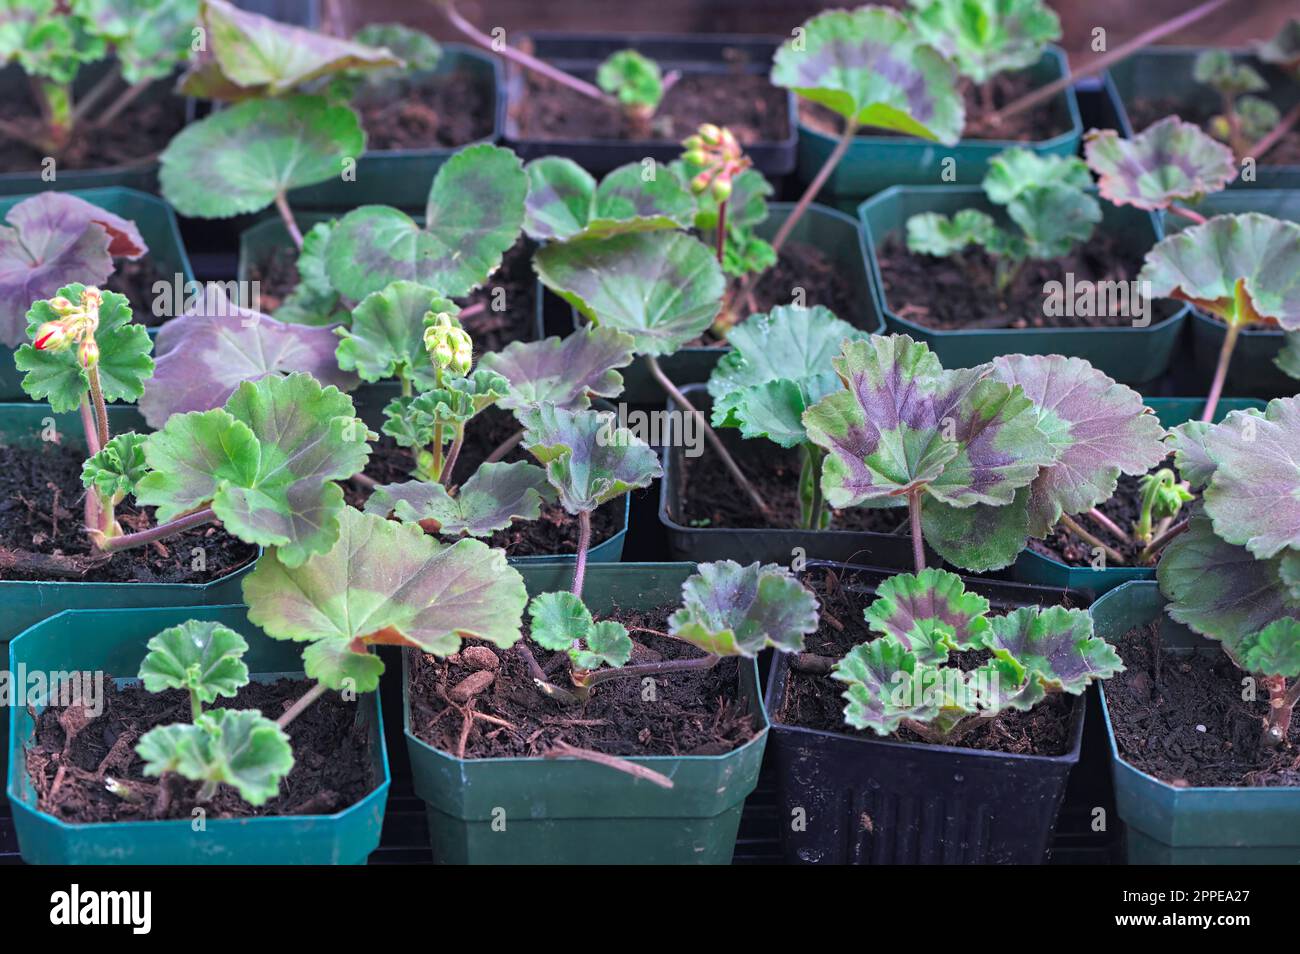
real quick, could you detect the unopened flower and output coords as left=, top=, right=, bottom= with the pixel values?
left=34, top=320, right=72, bottom=351
left=423, top=312, right=473, bottom=377
left=78, top=337, right=99, bottom=368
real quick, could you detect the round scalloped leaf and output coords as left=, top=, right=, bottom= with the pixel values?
left=863, top=568, right=991, bottom=663
left=364, top=462, right=554, bottom=538
left=76, top=0, right=199, bottom=83
left=1166, top=418, right=1223, bottom=490
left=523, top=157, right=596, bottom=241
left=574, top=621, right=633, bottom=671
left=139, top=294, right=357, bottom=430
left=1138, top=213, right=1300, bottom=329
left=1200, top=396, right=1300, bottom=559
left=336, top=282, right=456, bottom=384
left=1157, top=512, right=1300, bottom=657
left=523, top=158, right=695, bottom=242
left=534, top=230, right=725, bottom=357
left=1239, top=619, right=1300, bottom=678
left=908, top=0, right=1061, bottom=85
left=527, top=590, right=592, bottom=652
left=597, top=49, right=663, bottom=109
left=982, top=605, right=1121, bottom=694
left=160, top=96, right=365, bottom=219
left=1084, top=117, right=1236, bottom=212
left=138, top=620, right=250, bottom=703
left=275, top=221, right=348, bottom=327
left=82, top=431, right=149, bottom=502
left=520, top=405, right=661, bottom=513
left=15, top=286, right=153, bottom=412
left=325, top=143, right=527, bottom=301
left=243, top=508, right=526, bottom=689
left=136, top=709, right=293, bottom=807
left=772, top=7, right=963, bottom=143
left=832, top=637, right=946, bottom=735
left=478, top=326, right=635, bottom=412
left=668, top=560, right=818, bottom=657
left=920, top=484, right=1033, bottom=572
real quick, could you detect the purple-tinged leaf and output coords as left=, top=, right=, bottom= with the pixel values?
left=862, top=568, right=991, bottom=663
left=363, top=461, right=554, bottom=538
left=523, top=157, right=696, bottom=242
left=520, top=405, right=661, bottom=514
left=831, top=638, right=964, bottom=735
left=1084, top=117, right=1236, bottom=212
left=982, top=605, right=1122, bottom=694
left=477, top=326, right=635, bottom=413
left=668, top=560, right=818, bottom=657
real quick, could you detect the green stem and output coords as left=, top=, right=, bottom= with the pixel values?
left=400, top=370, right=412, bottom=398
left=189, top=689, right=202, bottom=724
left=1134, top=470, right=1175, bottom=544
left=86, top=365, right=110, bottom=450
left=430, top=366, right=445, bottom=479
left=440, top=423, right=465, bottom=485
left=800, top=444, right=826, bottom=530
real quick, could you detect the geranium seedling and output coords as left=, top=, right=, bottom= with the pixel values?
left=1194, top=49, right=1277, bottom=160
left=521, top=157, right=696, bottom=243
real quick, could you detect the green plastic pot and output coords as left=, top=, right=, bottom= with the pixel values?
left=0, top=403, right=256, bottom=645
left=1092, top=581, right=1300, bottom=863
left=0, top=187, right=195, bottom=400
left=796, top=48, right=1082, bottom=203
left=404, top=562, right=769, bottom=865
left=1107, top=47, right=1300, bottom=191
left=7, top=603, right=390, bottom=865
left=287, top=45, right=506, bottom=211
left=1010, top=397, right=1267, bottom=595
left=575, top=202, right=883, bottom=404
left=1172, top=190, right=1300, bottom=400
left=859, top=185, right=1186, bottom=384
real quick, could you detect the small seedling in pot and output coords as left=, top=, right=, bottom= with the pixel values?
left=822, top=568, right=1121, bottom=743
left=1194, top=49, right=1280, bottom=161
left=906, top=147, right=1100, bottom=302
left=525, top=560, right=817, bottom=706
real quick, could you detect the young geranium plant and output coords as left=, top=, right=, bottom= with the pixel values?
left=1194, top=49, right=1279, bottom=160
left=906, top=147, right=1100, bottom=298
left=0, top=0, right=197, bottom=155
left=1140, top=212, right=1300, bottom=422
left=1160, top=397, right=1300, bottom=746
left=829, top=568, right=1121, bottom=743
left=525, top=560, right=817, bottom=705
left=521, top=157, right=696, bottom=243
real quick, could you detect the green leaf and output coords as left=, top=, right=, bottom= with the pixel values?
left=364, top=461, right=554, bottom=538
left=73, top=0, right=199, bottom=84
left=160, top=95, right=365, bottom=219
left=982, top=605, right=1122, bottom=694
left=478, top=326, right=635, bottom=413
left=1193, top=49, right=1266, bottom=96
left=138, top=620, right=250, bottom=704
left=527, top=591, right=592, bottom=652
left=771, top=6, right=963, bottom=143
left=275, top=222, right=349, bottom=327
left=534, top=230, right=725, bottom=356
left=832, top=637, right=959, bottom=735
left=862, top=568, right=991, bottom=663
left=983, top=148, right=1099, bottom=258
left=908, top=0, right=1061, bottom=85
left=336, top=282, right=457, bottom=384
left=1166, top=417, right=1227, bottom=490
left=523, top=158, right=695, bottom=242
left=381, top=370, right=508, bottom=450
left=520, top=405, right=661, bottom=513
left=906, top=208, right=1001, bottom=257
left=596, top=49, right=663, bottom=110
left=15, top=286, right=153, bottom=412
left=575, top=621, right=633, bottom=670
left=243, top=507, right=527, bottom=689
left=350, top=21, right=441, bottom=88
left=1084, top=117, right=1237, bottom=212
left=1239, top=619, right=1300, bottom=678
left=668, top=560, right=818, bottom=657
left=136, top=709, right=293, bottom=807
left=82, top=431, right=148, bottom=502
left=325, top=143, right=527, bottom=301
left=522, top=157, right=595, bottom=241
left=0, top=0, right=106, bottom=84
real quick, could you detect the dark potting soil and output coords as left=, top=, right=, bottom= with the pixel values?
left=1127, top=96, right=1300, bottom=168
left=1028, top=467, right=1176, bottom=567
left=1105, top=623, right=1300, bottom=787
left=27, top=675, right=376, bottom=822
left=354, top=71, right=494, bottom=151
left=775, top=566, right=1074, bottom=756
left=512, top=69, right=789, bottom=144
left=675, top=434, right=907, bottom=537
left=408, top=604, right=757, bottom=758
left=104, top=256, right=171, bottom=328
left=801, top=70, right=1069, bottom=143
left=251, top=238, right=538, bottom=353
left=347, top=407, right=622, bottom=558
left=0, top=438, right=256, bottom=584
left=877, top=231, right=1180, bottom=330
left=0, top=89, right=185, bottom=174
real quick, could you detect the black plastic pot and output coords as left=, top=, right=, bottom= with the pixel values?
left=659, top=386, right=923, bottom=569
left=767, top=561, right=1085, bottom=864
left=502, top=32, right=797, bottom=176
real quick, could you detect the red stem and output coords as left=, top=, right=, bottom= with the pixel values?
left=274, top=192, right=303, bottom=250
left=715, top=199, right=727, bottom=264
left=767, top=118, right=858, bottom=258
left=1202, top=319, right=1241, bottom=422
left=908, top=487, right=925, bottom=573
left=572, top=509, right=591, bottom=598
left=1169, top=203, right=1207, bottom=225
left=97, top=507, right=218, bottom=553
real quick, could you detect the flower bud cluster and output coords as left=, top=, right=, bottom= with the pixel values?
left=33, top=287, right=104, bottom=368
left=681, top=123, right=750, bottom=203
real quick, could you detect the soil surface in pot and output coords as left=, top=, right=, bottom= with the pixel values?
left=347, top=406, right=621, bottom=558
left=106, top=257, right=171, bottom=328
left=26, top=676, right=376, bottom=822
left=801, top=70, right=1069, bottom=143
left=1106, top=623, right=1300, bottom=787
left=1029, top=466, right=1180, bottom=567
left=251, top=238, right=538, bottom=353
left=0, top=439, right=256, bottom=584
left=675, top=437, right=906, bottom=536
left=775, top=566, right=1074, bottom=756
left=354, top=71, right=494, bottom=150
left=877, top=232, right=1180, bottom=330
left=408, top=604, right=757, bottom=758
left=0, top=91, right=186, bottom=174
left=512, top=69, right=788, bottom=144
left=1126, top=96, right=1300, bottom=167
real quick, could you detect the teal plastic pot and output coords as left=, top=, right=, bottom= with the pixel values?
left=7, top=603, right=390, bottom=865
left=796, top=48, right=1082, bottom=203
left=404, top=562, right=769, bottom=865
left=0, top=403, right=256, bottom=645
left=287, top=45, right=505, bottom=211
left=1010, top=397, right=1267, bottom=595
left=1174, top=190, right=1300, bottom=400
left=859, top=185, right=1186, bottom=384
left=1092, top=582, right=1300, bottom=863
left=1107, top=47, right=1300, bottom=191
left=576, top=202, right=883, bottom=404
left=0, top=187, right=195, bottom=400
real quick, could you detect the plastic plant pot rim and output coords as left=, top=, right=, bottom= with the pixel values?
left=859, top=183, right=1189, bottom=340
left=6, top=603, right=393, bottom=832
left=401, top=561, right=772, bottom=769
left=795, top=46, right=1082, bottom=155
left=1191, top=307, right=1282, bottom=341
left=1093, top=580, right=1300, bottom=798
